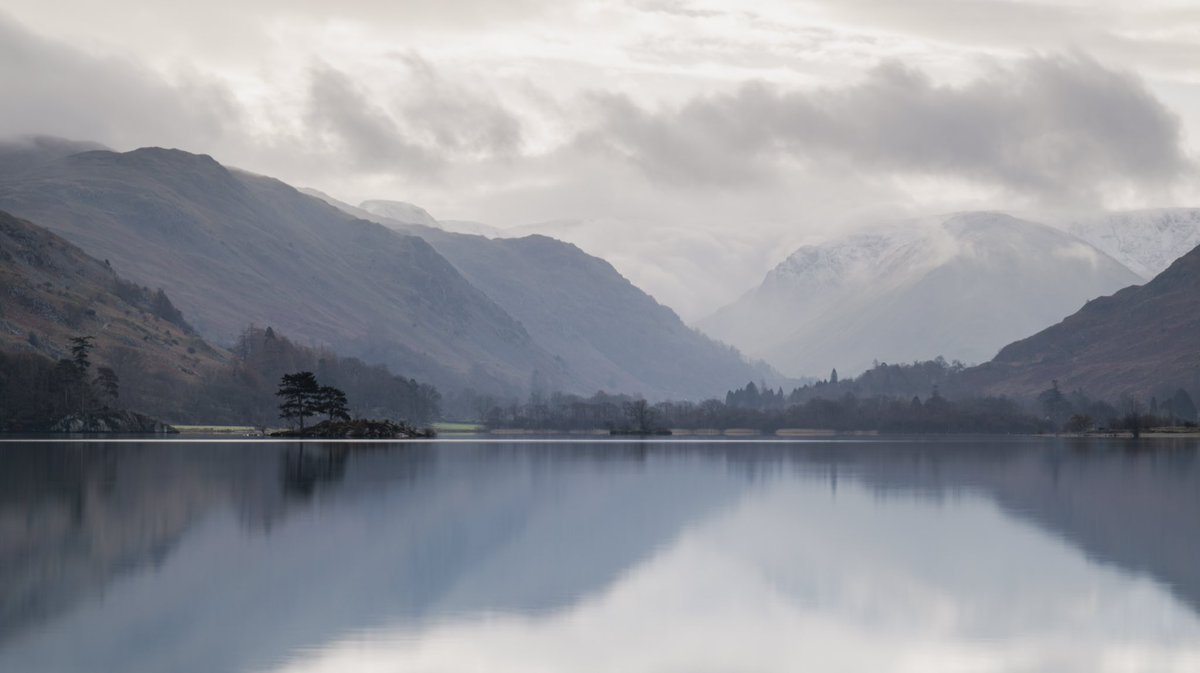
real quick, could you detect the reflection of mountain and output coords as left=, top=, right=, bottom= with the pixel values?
left=0, top=442, right=742, bottom=673
left=1, top=439, right=1198, bottom=672
left=0, top=443, right=330, bottom=643
left=769, top=440, right=1200, bottom=615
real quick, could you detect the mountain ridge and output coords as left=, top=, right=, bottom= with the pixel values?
left=0, top=141, right=770, bottom=401
left=700, top=212, right=1142, bottom=378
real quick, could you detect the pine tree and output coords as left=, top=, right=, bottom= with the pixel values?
left=68, top=335, right=95, bottom=415
left=277, top=371, right=320, bottom=433
left=94, top=367, right=119, bottom=407
left=314, top=385, right=350, bottom=422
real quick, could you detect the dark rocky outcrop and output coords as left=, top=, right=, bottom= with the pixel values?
left=271, top=419, right=435, bottom=439
left=49, top=411, right=178, bottom=434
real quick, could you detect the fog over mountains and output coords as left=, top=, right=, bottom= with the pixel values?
left=316, top=192, right=1200, bottom=389
left=3, top=135, right=1200, bottom=405
left=0, top=141, right=769, bottom=401
left=699, top=213, right=1144, bottom=378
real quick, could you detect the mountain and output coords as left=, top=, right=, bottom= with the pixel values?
left=503, top=216, right=784, bottom=322
left=412, top=228, right=772, bottom=399
left=359, top=199, right=440, bottom=228
left=700, top=212, right=1142, bottom=379
left=0, top=209, right=228, bottom=418
left=974, top=240, right=1200, bottom=399
left=0, top=143, right=766, bottom=401
left=0, top=147, right=559, bottom=396
left=1054, top=208, right=1200, bottom=281
left=306, top=191, right=774, bottom=399
left=310, top=192, right=502, bottom=238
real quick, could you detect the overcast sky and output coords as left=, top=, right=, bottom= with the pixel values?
left=3, top=0, right=1199, bottom=318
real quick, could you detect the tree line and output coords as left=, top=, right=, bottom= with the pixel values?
left=0, top=335, right=129, bottom=430
left=0, top=326, right=441, bottom=430
left=177, top=326, right=442, bottom=426
left=477, top=359, right=1200, bottom=435
left=480, top=388, right=1047, bottom=434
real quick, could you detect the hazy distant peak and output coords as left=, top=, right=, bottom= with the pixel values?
left=701, top=209, right=1141, bottom=378
left=359, top=200, right=441, bottom=228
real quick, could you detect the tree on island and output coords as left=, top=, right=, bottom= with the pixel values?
left=315, top=385, right=350, bottom=422
left=277, top=372, right=352, bottom=432
left=67, top=335, right=95, bottom=415
left=277, top=371, right=320, bottom=433
left=94, top=367, right=119, bottom=408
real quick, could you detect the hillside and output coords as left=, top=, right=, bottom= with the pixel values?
left=975, top=241, right=1200, bottom=399
left=0, top=147, right=561, bottom=396
left=700, top=212, right=1142, bottom=378
left=0, top=143, right=766, bottom=401
left=414, top=228, right=770, bottom=399
left=307, top=190, right=775, bottom=399
left=0, top=209, right=227, bottom=419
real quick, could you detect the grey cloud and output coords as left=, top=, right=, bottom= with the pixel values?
left=582, top=54, right=1190, bottom=204
left=305, top=65, right=441, bottom=174
left=393, top=53, right=525, bottom=158
left=817, top=0, right=1200, bottom=79
left=0, top=13, right=238, bottom=151
left=304, top=58, right=524, bottom=179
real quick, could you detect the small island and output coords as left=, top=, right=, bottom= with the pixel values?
left=268, top=371, right=435, bottom=439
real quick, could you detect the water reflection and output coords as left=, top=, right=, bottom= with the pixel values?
left=0, top=438, right=1197, bottom=672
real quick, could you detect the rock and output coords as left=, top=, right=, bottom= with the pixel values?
left=50, top=410, right=178, bottom=434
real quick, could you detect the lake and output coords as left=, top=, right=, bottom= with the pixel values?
left=1, top=437, right=1198, bottom=672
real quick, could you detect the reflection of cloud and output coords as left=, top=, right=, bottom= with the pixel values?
left=264, top=480, right=1200, bottom=673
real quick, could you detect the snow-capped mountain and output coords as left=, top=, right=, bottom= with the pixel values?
left=1053, top=208, right=1200, bottom=280
left=699, top=212, right=1142, bottom=379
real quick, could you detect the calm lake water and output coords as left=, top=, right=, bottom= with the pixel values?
left=1, top=437, right=1199, bottom=672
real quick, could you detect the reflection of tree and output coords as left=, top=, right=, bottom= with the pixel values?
left=280, top=444, right=350, bottom=499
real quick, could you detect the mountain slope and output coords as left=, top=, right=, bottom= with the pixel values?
left=0, top=147, right=558, bottom=395
left=414, top=228, right=768, bottom=398
left=701, top=212, right=1142, bottom=378
left=306, top=191, right=773, bottom=398
left=974, top=241, right=1200, bottom=399
left=0, top=209, right=227, bottom=416
left=0, top=143, right=767, bottom=400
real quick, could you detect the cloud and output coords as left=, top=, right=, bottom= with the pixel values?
left=0, top=13, right=238, bottom=151
left=305, top=65, right=442, bottom=174
left=580, top=54, right=1190, bottom=205
left=0, top=6, right=1194, bottom=319
left=304, top=58, right=525, bottom=180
